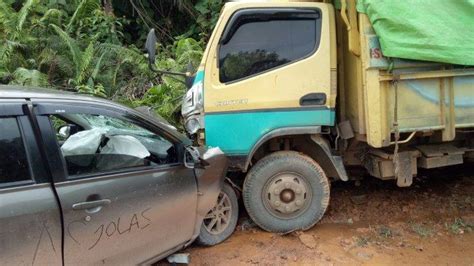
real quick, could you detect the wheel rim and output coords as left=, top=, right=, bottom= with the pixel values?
left=203, top=191, right=232, bottom=235
left=262, top=172, right=312, bottom=219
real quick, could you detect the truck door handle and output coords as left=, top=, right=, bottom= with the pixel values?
left=72, top=199, right=111, bottom=211
left=300, top=93, right=327, bottom=106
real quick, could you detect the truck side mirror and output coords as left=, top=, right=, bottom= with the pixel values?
left=144, top=29, right=192, bottom=81
left=185, top=62, right=196, bottom=89
left=145, top=29, right=158, bottom=68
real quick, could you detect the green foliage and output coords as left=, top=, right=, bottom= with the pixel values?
left=67, top=0, right=100, bottom=31
left=410, top=222, right=433, bottom=238
left=11, top=67, right=49, bottom=86
left=0, top=0, right=223, bottom=126
left=129, top=37, right=204, bottom=127
left=193, top=0, right=222, bottom=39
left=445, top=218, right=473, bottom=235
left=377, top=226, right=393, bottom=238
left=77, top=83, right=106, bottom=98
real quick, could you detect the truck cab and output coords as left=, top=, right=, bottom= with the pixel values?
left=182, top=1, right=337, bottom=155
left=175, top=0, right=474, bottom=233
left=181, top=1, right=342, bottom=233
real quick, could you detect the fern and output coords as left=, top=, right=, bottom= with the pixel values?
left=98, top=43, right=146, bottom=65
left=50, top=24, right=82, bottom=77
left=175, top=38, right=203, bottom=65
left=40, top=8, right=64, bottom=26
left=11, top=67, right=48, bottom=86
left=67, top=0, right=100, bottom=31
left=91, top=52, right=106, bottom=80
left=16, top=0, right=37, bottom=35
left=0, top=1, right=16, bottom=38
left=76, top=41, right=95, bottom=83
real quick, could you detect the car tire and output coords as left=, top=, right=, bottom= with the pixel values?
left=196, top=183, right=238, bottom=246
left=243, top=151, right=330, bottom=233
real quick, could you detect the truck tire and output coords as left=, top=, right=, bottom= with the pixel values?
left=196, top=183, right=239, bottom=246
left=243, top=151, right=330, bottom=233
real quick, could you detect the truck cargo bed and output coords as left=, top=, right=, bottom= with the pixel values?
left=338, top=14, right=474, bottom=148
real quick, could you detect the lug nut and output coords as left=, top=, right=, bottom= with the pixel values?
left=295, top=188, right=302, bottom=194
left=295, top=200, right=302, bottom=206
left=285, top=182, right=290, bottom=188
left=274, top=201, right=281, bottom=207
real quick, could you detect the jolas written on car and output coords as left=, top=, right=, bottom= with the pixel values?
left=0, top=86, right=238, bottom=265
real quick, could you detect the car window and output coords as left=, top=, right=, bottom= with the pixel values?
left=49, top=114, right=178, bottom=178
left=219, top=10, right=319, bottom=83
left=0, top=117, right=31, bottom=184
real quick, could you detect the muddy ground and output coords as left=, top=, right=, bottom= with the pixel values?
left=185, top=163, right=474, bottom=265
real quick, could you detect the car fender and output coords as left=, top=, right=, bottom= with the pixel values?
left=188, top=147, right=228, bottom=244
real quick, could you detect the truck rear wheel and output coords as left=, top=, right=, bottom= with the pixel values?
left=243, top=151, right=330, bottom=233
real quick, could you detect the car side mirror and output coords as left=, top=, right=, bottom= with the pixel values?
left=184, top=146, right=210, bottom=169
left=58, top=125, right=71, bottom=139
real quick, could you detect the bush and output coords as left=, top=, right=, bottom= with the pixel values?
left=0, top=0, right=222, bottom=126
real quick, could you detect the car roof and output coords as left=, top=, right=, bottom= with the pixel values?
left=0, top=85, right=191, bottom=145
left=0, top=85, right=114, bottom=104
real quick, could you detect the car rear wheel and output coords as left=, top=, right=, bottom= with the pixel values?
left=243, top=151, right=330, bottom=233
left=196, top=183, right=238, bottom=246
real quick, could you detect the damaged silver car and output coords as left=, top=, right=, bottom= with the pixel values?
left=0, top=86, right=238, bottom=265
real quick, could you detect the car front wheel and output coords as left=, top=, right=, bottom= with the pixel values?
left=196, top=183, right=238, bottom=246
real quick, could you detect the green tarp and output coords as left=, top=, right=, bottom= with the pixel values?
left=356, top=0, right=474, bottom=66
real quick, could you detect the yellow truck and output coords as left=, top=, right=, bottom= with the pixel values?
left=145, top=0, right=474, bottom=233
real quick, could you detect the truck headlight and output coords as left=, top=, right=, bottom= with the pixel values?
left=181, top=81, right=203, bottom=116
left=194, top=82, right=203, bottom=108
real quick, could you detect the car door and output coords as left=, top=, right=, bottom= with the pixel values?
left=0, top=99, right=62, bottom=265
left=33, top=100, right=198, bottom=265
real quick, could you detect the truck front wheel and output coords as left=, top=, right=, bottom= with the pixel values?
left=243, top=151, right=330, bottom=233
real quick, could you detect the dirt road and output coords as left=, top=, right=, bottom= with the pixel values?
left=186, top=164, right=474, bottom=265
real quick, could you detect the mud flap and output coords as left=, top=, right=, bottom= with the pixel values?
left=332, top=155, right=348, bottom=181
left=310, top=135, right=349, bottom=181
left=395, top=151, right=413, bottom=187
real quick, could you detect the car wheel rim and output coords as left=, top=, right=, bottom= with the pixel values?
left=203, top=191, right=232, bottom=235
left=262, top=172, right=312, bottom=219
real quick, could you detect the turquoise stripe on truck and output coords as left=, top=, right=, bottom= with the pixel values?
left=204, top=108, right=335, bottom=155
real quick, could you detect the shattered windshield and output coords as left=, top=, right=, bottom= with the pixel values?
left=78, top=114, right=153, bottom=136
left=64, top=113, right=173, bottom=158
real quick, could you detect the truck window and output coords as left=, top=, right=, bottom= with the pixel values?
left=0, top=118, right=31, bottom=184
left=219, top=10, right=320, bottom=83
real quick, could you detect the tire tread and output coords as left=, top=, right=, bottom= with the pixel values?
left=243, top=151, right=330, bottom=233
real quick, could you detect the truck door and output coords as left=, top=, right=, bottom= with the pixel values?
left=0, top=100, right=62, bottom=265
left=33, top=101, right=198, bottom=265
left=202, top=2, right=336, bottom=155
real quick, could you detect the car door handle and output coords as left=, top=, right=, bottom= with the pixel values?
left=72, top=199, right=111, bottom=211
